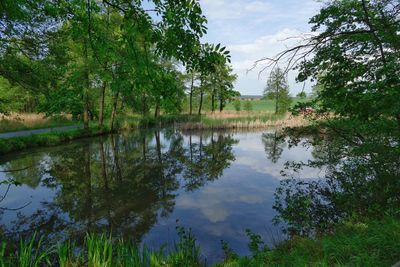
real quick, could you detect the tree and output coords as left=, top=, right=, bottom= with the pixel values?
left=233, top=100, right=241, bottom=112
left=296, top=91, right=307, bottom=99
left=0, top=0, right=221, bottom=126
left=264, top=68, right=292, bottom=114
left=264, top=0, right=400, bottom=125
left=195, top=43, right=232, bottom=115
left=243, top=101, right=253, bottom=112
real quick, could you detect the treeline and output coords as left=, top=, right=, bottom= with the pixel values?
left=0, top=0, right=238, bottom=129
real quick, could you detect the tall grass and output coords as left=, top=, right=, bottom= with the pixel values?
left=0, top=217, right=399, bottom=266
left=0, top=113, right=74, bottom=133
left=0, top=112, right=306, bottom=155
left=0, top=228, right=203, bottom=267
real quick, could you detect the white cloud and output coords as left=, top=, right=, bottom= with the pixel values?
left=176, top=185, right=265, bottom=223
left=227, top=28, right=315, bottom=95
left=200, top=0, right=322, bottom=95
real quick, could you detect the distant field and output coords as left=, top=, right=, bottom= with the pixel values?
left=225, top=98, right=311, bottom=112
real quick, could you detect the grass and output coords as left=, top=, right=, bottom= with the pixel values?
left=0, top=227, right=203, bottom=267
left=217, top=216, right=400, bottom=267
left=0, top=217, right=399, bottom=266
left=0, top=112, right=308, bottom=155
left=0, top=113, right=75, bottom=133
left=0, top=125, right=109, bottom=155
left=115, top=112, right=308, bottom=131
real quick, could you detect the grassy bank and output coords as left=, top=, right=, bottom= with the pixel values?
left=0, top=112, right=307, bottom=155
left=0, top=217, right=399, bottom=266
left=219, top=216, right=400, bottom=267
left=0, top=126, right=111, bottom=155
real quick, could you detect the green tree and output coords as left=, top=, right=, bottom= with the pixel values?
left=244, top=101, right=253, bottom=112
left=233, top=100, right=241, bottom=112
left=264, top=68, right=292, bottom=114
left=296, top=91, right=307, bottom=99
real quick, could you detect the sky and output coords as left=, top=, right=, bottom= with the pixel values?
left=200, top=0, right=323, bottom=96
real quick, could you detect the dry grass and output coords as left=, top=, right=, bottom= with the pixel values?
left=178, top=113, right=308, bottom=130
left=0, top=112, right=73, bottom=133
left=204, top=110, right=275, bottom=119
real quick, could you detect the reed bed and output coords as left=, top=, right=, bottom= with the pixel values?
left=177, top=114, right=307, bottom=131
left=0, top=113, right=73, bottom=133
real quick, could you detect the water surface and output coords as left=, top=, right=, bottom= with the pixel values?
left=0, top=128, right=318, bottom=263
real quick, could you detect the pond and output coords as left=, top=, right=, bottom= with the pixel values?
left=0, top=128, right=321, bottom=263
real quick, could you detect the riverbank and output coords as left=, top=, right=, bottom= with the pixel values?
left=0, top=125, right=113, bottom=155
left=0, top=216, right=398, bottom=266
left=0, top=112, right=307, bottom=155
left=219, top=216, right=400, bottom=267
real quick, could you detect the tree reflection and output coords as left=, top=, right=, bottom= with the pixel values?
left=0, top=129, right=238, bottom=244
left=181, top=131, right=238, bottom=191
left=273, top=130, right=400, bottom=237
left=262, top=130, right=286, bottom=164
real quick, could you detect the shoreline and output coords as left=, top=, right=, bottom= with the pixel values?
left=0, top=113, right=308, bottom=155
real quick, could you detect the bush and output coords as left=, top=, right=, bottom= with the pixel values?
left=243, top=101, right=253, bottom=112
left=233, top=101, right=241, bottom=112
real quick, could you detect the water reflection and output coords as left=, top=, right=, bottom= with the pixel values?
left=1, top=130, right=237, bottom=239
left=273, top=129, right=400, bottom=236
left=0, top=128, right=318, bottom=262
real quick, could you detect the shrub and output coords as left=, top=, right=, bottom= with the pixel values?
left=243, top=101, right=253, bottom=112
left=233, top=101, right=241, bottom=112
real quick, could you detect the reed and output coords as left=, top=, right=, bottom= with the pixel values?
left=0, top=217, right=399, bottom=266
left=0, top=113, right=73, bottom=133
left=0, top=228, right=203, bottom=267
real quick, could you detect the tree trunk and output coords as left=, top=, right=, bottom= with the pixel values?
left=211, top=93, right=215, bottom=113
left=83, top=41, right=90, bottom=130
left=198, top=90, right=203, bottom=115
left=189, top=73, right=194, bottom=115
left=275, top=81, right=279, bottom=114
left=154, top=102, right=160, bottom=118
left=109, top=92, right=119, bottom=131
left=98, top=81, right=106, bottom=129
left=142, top=93, right=147, bottom=115
left=219, top=98, right=223, bottom=112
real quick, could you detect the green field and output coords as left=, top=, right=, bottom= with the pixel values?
left=225, top=98, right=310, bottom=112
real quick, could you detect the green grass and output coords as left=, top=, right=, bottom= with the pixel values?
left=0, top=125, right=109, bottom=155
left=0, top=227, right=203, bottom=267
left=217, top=217, right=400, bottom=267
left=0, top=218, right=399, bottom=266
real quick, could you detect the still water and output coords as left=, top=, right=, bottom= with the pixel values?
left=0, top=128, right=319, bottom=263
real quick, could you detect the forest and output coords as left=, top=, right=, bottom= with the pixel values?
left=0, top=0, right=239, bottom=131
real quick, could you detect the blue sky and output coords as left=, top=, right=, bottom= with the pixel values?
left=200, top=0, right=323, bottom=96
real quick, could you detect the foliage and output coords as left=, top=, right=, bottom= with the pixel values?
left=296, top=91, right=307, bottom=99
left=0, top=228, right=203, bottom=266
left=218, top=216, right=400, bottom=267
left=243, top=101, right=253, bottom=112
left=1, top=217, right=399, bottom=266
left=232, top=101, right=241, bottom=112
left=296, top=0, right=400, bottom=123
left=0, top=0, right=236, bottom=126
left=263, top=68, right=292, bottom=114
